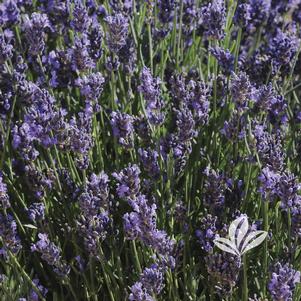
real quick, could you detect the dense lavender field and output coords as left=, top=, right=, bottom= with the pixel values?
left=1, top=0, right=301, bottom=300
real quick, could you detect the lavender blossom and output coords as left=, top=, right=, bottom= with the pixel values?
left=206, top=252, right=241, bottom=297
left=12, top=122, right=39, bottom=161
left=28, top=278, right=48, bottom=301
left=123, top=194, right=175, bottom=257
left=105, top=13, right=128, bottom=53
left=199, top=0, right=226, bottom=40
left=71, top=1, right=91, bottom=33
left=0, top=0, right=20, bottom=26
left=88, top=23, right=104, bottom=60
left=203, top=167, right=226, bottom=214
left=79, top=172, right=109, bottom=218
left=110, top=111, right=134, bottom=148
left=157, top=0, right=175, bottom=25
left=268, top=94, right=288, bottom=126
left=247, top=0, right=271, bottom=33
left=230, top=71, right=254, bottom=110
left=129, top=264, right=165, bottom=300
left=0, top=213, right=22, bottom=254
left=31, top=233, right=70, bottom=276
left=252, top=123, right=284, bottom=170
left=292, top=205, right=301, bottom=238
left=23, top=13, right=51, bottom=56
left=268, top=28, right=299, bottom=75
left=68, top=34, right=95, bottom=72
left=68, top=111, right=93, bottom=169
left=138, top=148, right=160, bottom=178
left=138, top=67, right=165, bottom=125
left=0, top=172, right=10, bottom=210
left=0, top=33, right=13, bottom=63
left=221, top=112, right=246, bottom=141
left=268, top=263, right=300, bottom=301
left=170, top=75, right=210, bottom=125
left=27, top=203, right=46, bottom=223
left=258, top=166, right=280, bottom=202
left=129, top=282, right=153, bottom=301
left=175, top=106, right=197, bottom=143
left=113, top=164, right=140, bottom=200
left=77, top=212, right=111, bottom=258
left=234, top=3, right=251, bottom=27
left=277, top=172, right=301, bottom=209
left=210, top=46, right=234, bottom=73
left=76, top=72, right=105, bottom=100
left=196, top=215, right=218, bottom=254
left=118, top=37, right=137, bottom=74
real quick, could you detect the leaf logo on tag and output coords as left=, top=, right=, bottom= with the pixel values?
left=213, top=216, right=268, bottom=257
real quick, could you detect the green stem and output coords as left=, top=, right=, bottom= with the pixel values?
left=243, top=254, right=248, bottom=301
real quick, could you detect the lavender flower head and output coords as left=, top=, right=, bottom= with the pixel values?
left=0, top=33, right=13, bottom=63
left=71, top=1, right=91, bottom=33
left=268, top=28, right=299, bottom=75
left=112, top=164, right=140, bottom=200
left=196, top=214, right=218, bottom=254
left=205, top=252, right=241, bottom=297
left=79, top=172, right=109, bottom=218
left=0, top=213, right=22, bottom=254
left=27, top=202, right=46, bottom=223
left=31, top=233, right=70, bottom=276
left=129, top=282, right=153, bottom=301
left=138, top=67, right=165, bottom=125
left=28, top=278, right=48, bottom=301
left=203, top=167, right=226, bottom=214
left=199, top=0, right=226, bottom=40
left=0, top=172, right=10, bottom=210
left=258, top=166, right=280, bottom=202
left=76, top=72, right=105, bottom=100
left=123, top=194, right=175, bottom=257
left=252, top=123, right=284, bottom=171
left=234, top=3, right=251, bottom=27
left=230, top=71, right=253, bottom=110
left=247, top=0, right=271, bottom=33
left=138, top=148, right=160, bottom=178
left=68, top=34, right=95, bottom=71
left=110, top=111, right=134, bottom=148
left=175, top=106, right=197, bottom=143
left=210, top=46, right=234, bottom=74
left=23, top=12, right=51, bottom=56
left=0, top=0, right=20, bottom=26
left=105, top=13, right=128, bottom=53
left=130, top=264, right=164, bottom=301
left=268, top=262, right=300, bottom=301
left=77, top=212, right=111, bottom=258
left=277, top=172, right=301, bottom=210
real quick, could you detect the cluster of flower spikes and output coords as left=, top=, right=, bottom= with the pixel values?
left=113, top=163, right=175, bottom=300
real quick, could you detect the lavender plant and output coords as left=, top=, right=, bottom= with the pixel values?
left=0, top=0, right=301, bottom=300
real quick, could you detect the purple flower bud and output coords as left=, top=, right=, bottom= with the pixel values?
left=27, top=202, right=45, bottom=222
left=71, top=1, right=91, bottom=33
left=206, top=252, right=241, bottom=297
left=105, top=13, right=128, bottom=53
left=113, top=164, right=140, bottom=200
left=199, top=0, right=226, bottom=40
left=268, top=262, right=300, bottom=301
left=76, top=72, right=105, bottom=100
left=23, top=13, right=51, bottom=56
left=138, top=148, right=160, bottom=178
left=0, top=213, right=22, bottom=254
left=210, top=46, right=234, bottom=74
left=0, top=172, right=10, bottom=210
left=138, top=67, right=165, bottom=125
left=110, top=111, right=134, bottom=148
left=31, top=233, right=70, bottom=276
